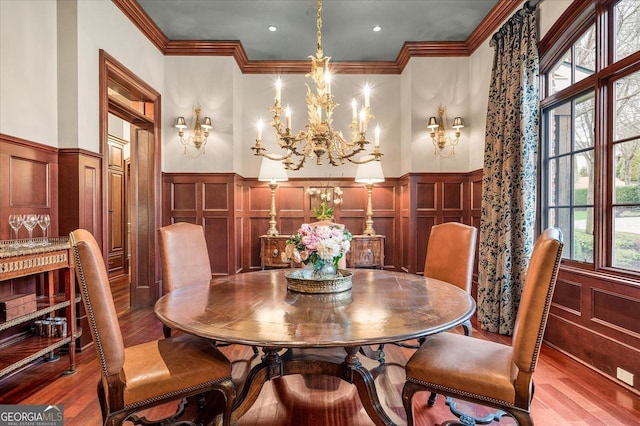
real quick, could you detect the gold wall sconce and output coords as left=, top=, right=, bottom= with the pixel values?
left=175, top=105, right=212, bottom=158
left=258, top=158, right=289, bottom=236
left=427, top=106, right=463, bottom=158
left=355, top=157, right=385, bottom=236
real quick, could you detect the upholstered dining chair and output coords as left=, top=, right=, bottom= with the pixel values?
left=402, top=228, right=563, bottom=426
left=421, top=221, right=478, bottom=407
left=424, top=222, right=478, bottom=336
left=158, top=222, right=212, bottom=338
left=158, top=222, right=259, bottom=354
left=70, top=229, right=235, bottom=426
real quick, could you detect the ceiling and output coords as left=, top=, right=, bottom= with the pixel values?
left=136, top=0, right=500, bottom=62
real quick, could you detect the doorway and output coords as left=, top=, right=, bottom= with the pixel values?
left=99, top=50, right=161, bottom=309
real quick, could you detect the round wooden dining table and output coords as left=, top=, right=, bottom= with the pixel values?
left=154, top=268, right=475, bottom=426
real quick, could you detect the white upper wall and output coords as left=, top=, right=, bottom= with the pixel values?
left=76, top=0, right=164, bottom=152
left=163, top=56, right=236, bottom=172
left=405, top=57, right=471, bottom=173
left=1, top=0, right=58, bottom=146
left=0, top=0, right=573, bottom=177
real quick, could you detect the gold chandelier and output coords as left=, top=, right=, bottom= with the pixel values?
left=251, top=0, right=383, bottom=171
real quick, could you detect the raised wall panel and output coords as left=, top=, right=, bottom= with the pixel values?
left=416, top=216, right=437, bottom=274
left=249, top=186, right=272, bottom=211
left=203, top=217, right=229, bottom=274
left=280, top=186, right=306, bottom=212
left=552, top=278, right=582, bottom=314
left=0, top=133, right=59, bottom=240
left=10, top=157, right=49, bottom=208
left=442, top=182, right=462, bottom=210
left=416, top=182, right=436, bottom=210
left=339, top=186, right=365, bottom=211
left=472, top=179, right=483, bottom=209
left=592, top=289, right=640, bottom=335
left=203, top=182, right=229, bottom=211
left=373, top=184, right=395, bottom=211
left=172, top=183, right=197, bottom=210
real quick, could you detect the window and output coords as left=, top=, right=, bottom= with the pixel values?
left=612, top=70, right=640, bottom=270
left=541, top=0, right=640, bottom=274
left=545, top=92, right=595, bottom=262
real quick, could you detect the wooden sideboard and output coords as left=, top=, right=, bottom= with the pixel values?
left=259, top=235, right=290, bottom=269
left=0, top=237, right=79, bottom=377
left=260, top=234, right=385, bottom=270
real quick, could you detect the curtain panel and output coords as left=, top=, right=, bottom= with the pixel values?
left=478, top=5, right=540, bottom=335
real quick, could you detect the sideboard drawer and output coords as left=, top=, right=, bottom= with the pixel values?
left=347, top=235, right=385, bottom=269
left=260, top=236, right=291, bottom=269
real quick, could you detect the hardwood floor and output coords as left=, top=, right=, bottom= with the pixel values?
left=1, top=306, right=638, bottom=425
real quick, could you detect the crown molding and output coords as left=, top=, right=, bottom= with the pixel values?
left=115, top=0, right=523, bottom=74
left=112, top=0, right=167, bottom=52
left=465, top=0, right=522, bottom=54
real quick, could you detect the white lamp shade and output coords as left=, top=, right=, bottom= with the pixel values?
left=355, top=157, right=385, bottom=184
left=258, top=158, right=289, bottom=183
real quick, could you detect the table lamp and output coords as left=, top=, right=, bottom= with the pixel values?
left=258, top=158, right=288, bottom=236
left=355, top=157, right=385, bottom=236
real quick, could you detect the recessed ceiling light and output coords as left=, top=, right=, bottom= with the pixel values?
left=372, top=25, right=382, bottom=32
left=268, top=25, right=278, bottom=32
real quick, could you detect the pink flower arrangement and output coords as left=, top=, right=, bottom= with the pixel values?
left=281, top=223, right=352, bottom=272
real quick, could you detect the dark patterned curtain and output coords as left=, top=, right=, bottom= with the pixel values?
left=478, top=3, right=540, bottom=335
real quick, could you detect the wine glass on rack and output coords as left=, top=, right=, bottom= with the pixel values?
left=37, top=214, right=51, bottom=245
left=8, top=215, right=23, bottom=247
left=22, top=214, right=38, bottom=247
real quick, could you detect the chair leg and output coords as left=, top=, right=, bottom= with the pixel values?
left=162, top=324, right=172, bottom=338
left=427, top=392, right=438, bottom=407
left=402, top=381, right=424, bottom=426
left=462, top=319, right=472, bottom=336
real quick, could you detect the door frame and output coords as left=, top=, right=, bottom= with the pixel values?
left=99, top=50, right=162, bottom=308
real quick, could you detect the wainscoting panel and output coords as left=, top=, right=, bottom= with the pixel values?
left=171, top=182, right=197, bottom=211
left=58, top=149, right=102, bottom=243
left=547, top=267, right=640, bottom=393
left=203, top=182, right=230, bottom=211
left=552, top=277, right=582, bottom=315
left=162, top=173, right=238, bottom=275
left=203, top=216, right=230, bottom=275
left=442, top=182, right=463, bottom=210
left=1, top=135, right=59, bottom=241
left=416, top=182, right=436, bottom=210
left=591, top=288, right=640, bottom=335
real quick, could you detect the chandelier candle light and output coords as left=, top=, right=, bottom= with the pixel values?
left=251, top=0, right=383, bottom=170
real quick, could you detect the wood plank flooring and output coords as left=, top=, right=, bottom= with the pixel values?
left=1, top=306, right=639, bottom=425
